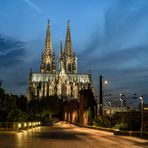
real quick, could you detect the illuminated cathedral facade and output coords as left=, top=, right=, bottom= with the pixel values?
left=27, top=20, right=92, bottom=100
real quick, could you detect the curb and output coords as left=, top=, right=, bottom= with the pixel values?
left=69, top=123, right=148, bottom=139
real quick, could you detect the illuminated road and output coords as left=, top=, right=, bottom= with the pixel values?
left=0, top=123, right=148, bottom=148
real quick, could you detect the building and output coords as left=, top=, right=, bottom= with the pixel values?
left=63, top=89, right=97, bottom=126
left=27, top=20, right=92, bottom=100
left=143, top=104, right=148, bottom=130
left=103, top=106, right=128, bottom=115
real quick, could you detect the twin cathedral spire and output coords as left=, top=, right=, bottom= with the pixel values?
left=40, top=20, right=77, bottom=74
left=28, top=20, right=92, bottom=100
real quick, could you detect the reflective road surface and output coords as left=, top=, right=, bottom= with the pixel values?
left=0, top=123, right=148, bottom=148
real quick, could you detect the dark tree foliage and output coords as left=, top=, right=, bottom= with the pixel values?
left=0, top=84, right=64, bottom=122
left=7, top=109, right=29, bottom=122
left=40, top=95, right=61, bottom=117
left=0, top=85, right=29, bottom=122
left=94, top=111, right=141, bottom=131
left=16, top=95, right=28, bottom=112
left=27, top=95, right=62, bottom=122
left=27, top=99, right=41, bottom=115
left=0, top=88, right=17, bottom=121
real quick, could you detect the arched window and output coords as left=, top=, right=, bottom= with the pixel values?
left=46, top=63, right=50, bottom=71
left=68, top=64, right=71, bottom=72
left=61, top=84, right=66, bottom=95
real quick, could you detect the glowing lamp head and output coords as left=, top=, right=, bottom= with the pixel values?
left=120, top=98, right=123, bottom=102
left=120, top=93, right=124, bottom=96
left=18, top=123, right=21, bottom=128
left=104, top=80, right=108, bottom=84
left=24, top=123, right=27, bottom=127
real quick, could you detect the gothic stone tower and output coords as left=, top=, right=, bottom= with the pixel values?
left=40, top=20, right=56, bottom=73
left=58, top=21, right=77, bottom=74
left=27, top=20, right=92, bottom=100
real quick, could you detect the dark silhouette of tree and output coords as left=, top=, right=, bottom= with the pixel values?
left=16, top=95, right=28, bottom=112
left=0, top=86, right=18, bottom=121
left=7, top=109, right=29, bottom=122
left=28, top=99, right=41, bottom=115
left=40, top=95, right=61, bottom=118
left=0, top=85, right=30, bottom=122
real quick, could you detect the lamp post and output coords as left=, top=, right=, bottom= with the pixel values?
left=99, top=75, right=108, bottom=116
left=120, top=94, right=124, bottom=122
left=139, top=96, right=144, bottom=136
left=108, top=101, right=111, bottom=114
left=99, top=75, right=103, bottom=116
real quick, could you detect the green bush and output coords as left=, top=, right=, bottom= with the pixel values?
left=7, top=109, right=29, bottom=122
left=93, top=111, right=141, bottom=131
left=93, top=115, right=113, bottom=128
left=114, top=122, right=128, bottom=130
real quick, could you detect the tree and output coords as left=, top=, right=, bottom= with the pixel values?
left=16, top=95, right=28, bottom=112
left=7, top=109, right=29, bottom=122
left=27, top=99, right=41, bottom=115
left=40, top=95, right=61, bottom=118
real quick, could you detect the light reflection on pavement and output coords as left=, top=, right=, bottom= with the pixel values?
left=0, top=123, right=148, bottom=148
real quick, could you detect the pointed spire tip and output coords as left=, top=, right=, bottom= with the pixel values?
left=60, top=40, right=62, bottom=49
left=68, top=19, right=70, bottom=25
left=48, top=19, right=50, bottom=25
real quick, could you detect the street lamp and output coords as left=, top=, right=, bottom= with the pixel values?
left=99, top=75, right=108, bottom=116
left=108, top=101, right=111, bottom=114
left=104, top=80, right=108, bottom=85
left=120, top=96, right=124, bottom=122
left=120, top=93, right=124, bottom=97
left=139, top=96, right=144, bottom=136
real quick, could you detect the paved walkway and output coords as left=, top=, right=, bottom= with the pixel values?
left=0, top=122, right=148, bottom=148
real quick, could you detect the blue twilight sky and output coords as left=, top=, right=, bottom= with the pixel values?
left=0, top=0, right=148, bottom=104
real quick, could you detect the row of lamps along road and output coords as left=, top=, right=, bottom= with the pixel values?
left=99, top=75, right=144, bottom=135
left=18, top=122, right=41, bottom=131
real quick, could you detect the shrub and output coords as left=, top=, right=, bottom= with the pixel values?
left=114, top=122, right=128, bottom=130
left=94, top=111, right=141, bottom=131
left=7, top=109, right=29, bottom=122
left=93, top=115, right=113, bottom=128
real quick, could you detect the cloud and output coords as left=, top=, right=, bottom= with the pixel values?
left=0, top=35, right=26, bottom=67
left=77, top=1, right=148, bottom=103
left=0, top=35, right=30, bottom=94
left=22, top=0, right=42, bottom=13
left=78, top=43, right=148, bottom=97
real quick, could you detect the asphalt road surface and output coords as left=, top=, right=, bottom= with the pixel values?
left=0, top=122, right=148, bottom=148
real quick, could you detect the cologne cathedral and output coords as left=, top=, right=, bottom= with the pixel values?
left=27, top=20, right=92, bottom=100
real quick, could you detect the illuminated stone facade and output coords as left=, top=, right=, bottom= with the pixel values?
left=28, top=20, right=92, bottom=100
